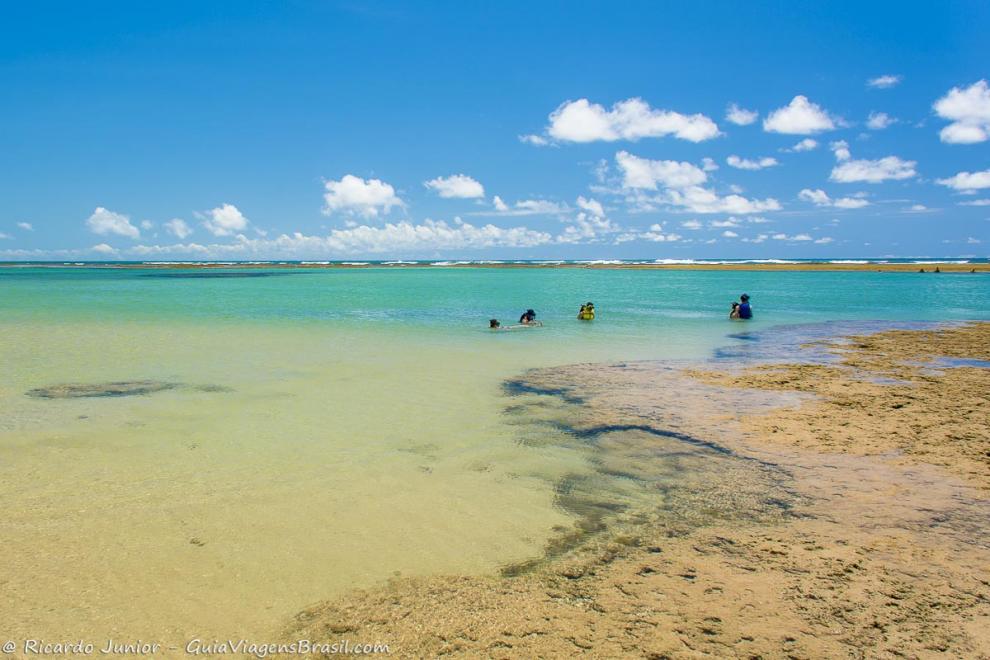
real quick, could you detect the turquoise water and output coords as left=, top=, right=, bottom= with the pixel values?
left=1, top=266, right=988, bottom=642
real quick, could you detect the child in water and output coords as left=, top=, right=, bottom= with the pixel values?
left=729, top=302, right=741, bottom=319
left=577, top=302, right=595, bottom=320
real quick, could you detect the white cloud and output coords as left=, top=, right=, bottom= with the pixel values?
left=615, top=151, right=707, bottom=189
left=772, top=233, right=813, bottom=241
left=91, top=243, right=118, bottom=254
left=559, top=196, right=618, bottom=243
left=936, top=169, right=990, bottom=191
left=830, top=140, right=851, bottom=161
left=85, top=207, right=140, bottom=239
left=518, top=134, right=550, bottom=146
left=615, top=223, right=681, bottom=244
left=200, top=203, right=249, bottom=237
left=785, top=138, right=819, bottom=152
left=0, top=232, right=10, bottom=239
left=763, top=96, right=837, bottom=134
left=905, top=204, right=929, bottom=213
left=130, top=219, right=553, bottom=257
left=968, top=237, right=982, bottom=244
left=474, top=197, right=567, bottom=217
left=17, top=222, right=33, bottom=231
left=867, top=112, right=896, bottom=130
left=663, top=187, right=782, bottom=215
left=814, top=237, right=834, bottom=244
left=798, top=188, right=870, bottom=209
left=958, top=198, right=990, bottom=206
left=545, top=97, right=720, bottom=143
left=681, top=219, right=703, bottom=230
left=323, top=175, right=404, bottom=218
left=701, top=157, right=719, bottom=172
left=424, top=174, right=485, bottom=199
left=933, top=80, right=990, bottom=144
left=726, top=103, right=758, bottom=126
left=164, top=218, right=193, bottom=239
left=828, top=143, right=916, bottom=183
left=867, top=74, right=902, bottom=89
left=710, top=218, right=740, bottom=228
left=726, top=155, right=778, bottom=170
left=721, top=230, right=738, bottom=238
left=140, top=220, right=154, bottom=230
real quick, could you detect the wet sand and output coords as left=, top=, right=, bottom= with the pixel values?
left=283, top=323, right=990, bottom=658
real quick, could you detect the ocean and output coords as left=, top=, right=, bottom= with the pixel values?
left=2, top=265, right=988, bottom=641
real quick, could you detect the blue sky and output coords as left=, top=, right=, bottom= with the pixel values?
left=1, top=0, right=988, bottom=260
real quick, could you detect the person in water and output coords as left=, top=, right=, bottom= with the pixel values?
left=737, top=294, right=753, bottom=319
left=489, top=319, right=501, bottom=329
left=519, top=309, right=538, bottom=325
left=577, top=302, right=595, bottom=320
left=729, top=302, right=741, bottom=319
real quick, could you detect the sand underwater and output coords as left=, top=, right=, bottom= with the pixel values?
left=1, top=265, right=989, bottom=657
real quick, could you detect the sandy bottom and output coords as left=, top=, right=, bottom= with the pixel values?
left=284, top=323, right=990, bottom=658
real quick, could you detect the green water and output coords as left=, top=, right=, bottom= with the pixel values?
left=1, top=266, right=988, bottom=641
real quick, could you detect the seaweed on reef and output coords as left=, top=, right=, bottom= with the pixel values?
left=26, top=381, right=233, bottom=399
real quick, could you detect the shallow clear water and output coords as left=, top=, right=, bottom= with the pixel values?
left=1, top=266, right=988, bottom=640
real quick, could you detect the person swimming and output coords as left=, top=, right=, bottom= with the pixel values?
left=577, top=302, right=595, bottom=320
left=489, top=319, right=501, bottom=329
left=729, top=302, right=741, bottom=319
left=519, top=309, right=538, bottom=325
left=737, top=294, right=753, bottom=319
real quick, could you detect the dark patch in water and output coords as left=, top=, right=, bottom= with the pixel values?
left=138, top=271, right=296, bottom=279
left=27, top=381, right=179, bottom=399
left=726, top=332, right=760, bottom=341
left=27, top=381, right=232, bottom=399
left=502, top=379, right=584, bottom=404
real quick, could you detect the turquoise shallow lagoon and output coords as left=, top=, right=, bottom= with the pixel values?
left=1, top=266, right=989, bottom=640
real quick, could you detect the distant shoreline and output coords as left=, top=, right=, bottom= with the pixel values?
left=1, top=261, right=987, bottom=272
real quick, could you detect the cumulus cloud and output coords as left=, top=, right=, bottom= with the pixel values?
left=614, top=223, right=681, bottom=244
left=726, top=155, right=778, bottom=170
left=958, top=198, right=990, bottom=206
left=867, top=74, right=902, bottom=89
left=518, top=134, right=550, bottom=146
left=828, top=142, right=917, bottom=183
left=615, top=151, right=708, bottom=189
left=701, top=157, right=719, bottom=172
left=200, top=203, right=249, bottom=237
left=721, top=230, right=739, bottom=238
left=164, top=218, right=193, bottom=239
left=772, top=233, right=813, bottom=242
left=866, top=112, right=896, bottom=130
left=725, top=103, right=758, bottom=126
left=798, top=188, right=869, bottom=209
left=323, top=174, right=404, bottom=218
left=936, top=169, right=990, bottom=192
left=474, top=197, right=567, bottom=217
left=933, top=80, right=990, bottom=144
left=681, top=219, right=703, bottom=230
left=559, top=196, right=618, bottom=243
left=544, top=98, right=720, bottom=143
left=91, top=243, right=118, bottom=254
left=424, top=174, right=485, bottom=199
left=785, top=138, right=819, bottom=152
left=17, top=222, right=33, bottom=231
left=763, top=96, right=837, bottom=134
left=616, top=151, right=780, bottom=215
left=128, top=219, right=554, bottom=257
left=86, top=207, right=140, bottom=239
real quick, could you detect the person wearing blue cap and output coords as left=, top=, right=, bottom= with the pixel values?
left=737, top=294, right=753, bottom=319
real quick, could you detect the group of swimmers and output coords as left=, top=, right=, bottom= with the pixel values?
left=489, top=295, right=752, bottom=329
left=489, top=302, right=596, bottom=330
